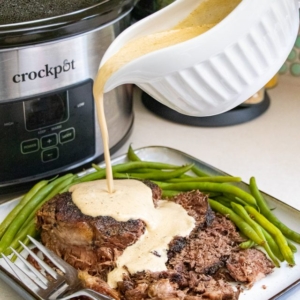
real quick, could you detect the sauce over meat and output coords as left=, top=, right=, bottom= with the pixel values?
left=71, top=0, right=241, bottom=288
left=71, top=179, right=195, bottom=287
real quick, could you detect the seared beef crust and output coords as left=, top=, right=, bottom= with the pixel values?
left=36, top=181, right=161, bottom=277
left=37, top=192, right=146, bottom=276
left=38, top=192, right=146, bottom=249
left=171, top=190, right=214, bottom=230
left=36, top=184, right=274, bottom=300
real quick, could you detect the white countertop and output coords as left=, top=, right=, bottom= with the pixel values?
left=1, top=75, right=300, bottom=299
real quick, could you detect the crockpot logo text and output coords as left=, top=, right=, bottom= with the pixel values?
left=12, top=60, right=75, bottom=83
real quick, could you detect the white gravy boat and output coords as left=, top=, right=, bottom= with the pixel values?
left=100, top=0, right=300, bottom=116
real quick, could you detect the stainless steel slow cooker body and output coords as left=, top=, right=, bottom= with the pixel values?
left=0, top=0, right=136, bottom=192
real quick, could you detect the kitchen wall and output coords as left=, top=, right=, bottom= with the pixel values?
left=279, top=14, right=300, bottom=78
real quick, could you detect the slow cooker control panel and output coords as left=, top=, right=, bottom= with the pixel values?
left=0, top=80, right=96, bottom=184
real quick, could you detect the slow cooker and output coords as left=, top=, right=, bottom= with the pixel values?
left=0, top=0, right=136, bottom=193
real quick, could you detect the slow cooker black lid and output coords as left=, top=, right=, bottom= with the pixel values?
left=0, top=0, right=136, bottom=49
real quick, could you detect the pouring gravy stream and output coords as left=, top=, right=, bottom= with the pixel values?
left=71, top=0, right=241, bottom=288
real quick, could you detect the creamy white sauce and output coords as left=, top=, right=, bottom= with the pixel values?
left=108, top=199, right=195, bottom=287
left=70, top=180, right=155, bottom=225
left=70, top=0, right=241, bottom=288
left=70, top=179, right=195, bottom=287
left=92, top=0, right=241, bottom=193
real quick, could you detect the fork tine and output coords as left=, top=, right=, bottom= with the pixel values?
left=20, top=241, right=60, bottom=280
left=2, top=236, right=85, bottom=299
left=10, top=246, right=48, bottom=286
left=59, top=289, right=115, bottom=300
left=2, top=247, right=70, bottom=300
left=27, top=235, right=80, bottom=289
left=1, top=253, right=42, bottom=293
left=27, top=235, right=67, bottom=273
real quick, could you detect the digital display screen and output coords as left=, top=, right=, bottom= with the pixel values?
left=24, top=92, right=68, bottom=131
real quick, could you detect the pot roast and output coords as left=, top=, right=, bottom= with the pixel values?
left=36, top=181, right=274, bottom=300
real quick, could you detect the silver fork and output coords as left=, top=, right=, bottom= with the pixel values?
left=59, top=289, right=114, bottom=300
left=1, top=235, right=114, bottom=300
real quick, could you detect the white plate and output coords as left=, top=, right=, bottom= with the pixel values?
left=1, top=146, right=300, bottom=300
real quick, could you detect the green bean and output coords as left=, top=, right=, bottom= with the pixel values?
left=76, top=161, right=183, bottom=183
left=128, top=145, right=207, bottom=177
left=2, top=175, right=76, bottom=254
left=245, top=206, right=295, bottom=266
left=34, top=175, right=77, bottom=211
left=223, top=193, right=249, bottom=207
left=19, top=180, right=50, bottom=205
left=72, top=169, right=108, bottom=183
left=113, top=164, right=194, bottom=181
left=0, top=174, right=75, bottom=253
left=124, top=168, right=160, bottom=173
left=162, top=190, right=182, bottom=198
left=167, top=176, right=242, bottom=183
left=239, top=240, right=255, bottom=249
left=17, top=201, right=47, bottom=234
left=127, top=145, right=209, bottom=177
left=249, top=177, right=300, bottom=243
left=180, top=174, right=194, bottom=178
left=213, top=196, right=232, bottom=208
left=17, top=213, right=35, bottom=234
left=127, top=145, right=141, bottom=161
left=112, top=161, right=183, bottom=171
left=155, top=182, right=257, bottom=207
left=213, top=195, right=231, bottom=202
left=260, top=226, right=284, bottom=262
left=287, top=239, right=297, bottom=253
left=11, top=235, right=34, bottom=263
left=60, top=184, right=74, bottom=194
left=231, top=202, right=280, bottom=267
left=112, top=172, right=130, bottom=179
left=127, top=145, right=193, bottom=177
left=208, top=199, right=265, bottom=246
left=0, top=180, right=48, bottom=238
left=91, top=164, right=104, bottom=171
left=1, top=221, right=38, bottom=257
left=205, top=192, right=222, bottom=198
left=191, top=165, right=210, bottom=177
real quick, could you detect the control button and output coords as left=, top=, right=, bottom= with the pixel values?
left=42, top=147, right=59, bottom=162
left=21, top=139, right=39, bottom=154
left=41, top=134, right=58, bottom=149
left=59, top=128, right=75, bottom=144
left=76, top=102, right=85, bottom=108
left=4, top=121, right=15, bottom=127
